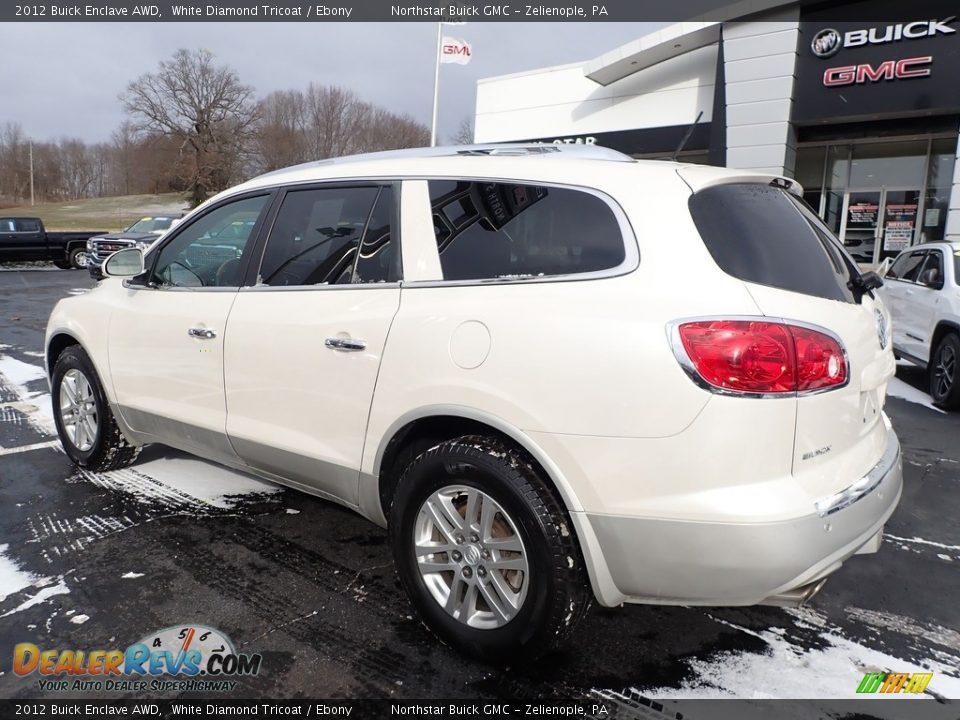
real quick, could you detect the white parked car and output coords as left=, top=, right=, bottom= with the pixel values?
left=45, top=145, right=902, bottom=661
left=878, top=242, right=960, bottom=409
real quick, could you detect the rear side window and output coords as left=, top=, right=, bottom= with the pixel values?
left=14, top=219, right=40, bottom=232
left=689, top=183, right=857, bottom=303
left=427, top=180, right=625, bottom=281
left=258, top=185, right=397, bottom=286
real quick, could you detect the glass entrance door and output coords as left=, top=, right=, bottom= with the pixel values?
left=839, top=188, right=921, bottom=266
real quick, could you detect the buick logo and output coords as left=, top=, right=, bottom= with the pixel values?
left=876, top=309, right=889, bottom=349
left=812, top=28, right=842, bottom=57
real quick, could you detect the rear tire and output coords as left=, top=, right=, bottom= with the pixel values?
left=930, top=333, right=960, bottom=410
left=68, top=247, right=88, bottom=270
left=389, top=435, right=590, bottom=663
left=52, top=346, right=141, bottom=471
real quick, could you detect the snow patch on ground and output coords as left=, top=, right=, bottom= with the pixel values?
left=0, top=544, right=40, bottom=601
left=885, top=533, right=960, bottom=553
left=0, top=355, right=45, bottom=386
left=121, top=572, right=145, bottom=579
left=1, top=580, right=70, bottom=618
left=887, top=378, right=945, bottom=414
left=640, top=609, right=960, bottom=699
left=70, top=614, right=90, bottom=624
left=0, top=353, right=56, bottom=434
left=118, top=452, right=280, bottom=509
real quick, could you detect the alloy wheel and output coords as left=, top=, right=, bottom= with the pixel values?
left=413, top=485, right=529, bottom=629
left=59, top=368, right=98, bottom=452
left=934, top=343, right=956, bottom=400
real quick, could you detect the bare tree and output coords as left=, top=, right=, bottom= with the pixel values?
left=256, top=90, right=309, bottom=171
left=451, top=115, right=474, bottom=145
left=121, top=48, right=258, bottom=207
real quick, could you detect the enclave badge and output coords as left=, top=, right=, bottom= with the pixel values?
left=876, top=309, right=889, bottom=349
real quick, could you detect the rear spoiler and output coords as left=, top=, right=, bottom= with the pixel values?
left=676, top=166, right=804, bottom=197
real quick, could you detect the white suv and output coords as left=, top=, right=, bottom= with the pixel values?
left=878, top=242, right=960, bottom=410
left=45, top=145, right=902, bottom=661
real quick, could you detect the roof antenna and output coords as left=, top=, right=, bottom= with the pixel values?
left=672, top=111, right=704, bottom=161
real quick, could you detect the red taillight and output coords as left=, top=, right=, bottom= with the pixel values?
left=676, top=320, right=847, bottom=395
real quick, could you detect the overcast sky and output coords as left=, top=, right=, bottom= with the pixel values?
left=2, top=22, right=665, bottom=145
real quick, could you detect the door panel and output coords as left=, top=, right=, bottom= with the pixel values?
left=108, top=193, right=271, bottom=461
left=0, top=218, right=45, bottom=259
left=224, top=183, right=400, bottom=503
left=224, top=287, right=400, bottom=502
left=109, top=289, right=240, bottom=461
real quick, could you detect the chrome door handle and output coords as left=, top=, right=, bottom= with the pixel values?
left=188, top=327, right=217, bottom=339
left=325, top=337, right=366, bottom=352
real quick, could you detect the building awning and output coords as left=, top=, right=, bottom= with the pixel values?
left=583, top=0, right=795, bottom=86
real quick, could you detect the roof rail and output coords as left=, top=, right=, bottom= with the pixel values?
left=252, top=142, right=634, bottom=180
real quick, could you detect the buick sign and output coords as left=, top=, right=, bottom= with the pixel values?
left=812, top=28, right=842, bottom=57
left=810, top=18, right=955, bottom=57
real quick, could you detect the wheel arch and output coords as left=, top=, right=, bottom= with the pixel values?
left=46, top=331, right=83, bottom=378
left=364, top=405, right=624, bottom=606
left=369, top=406, right=585, bottom=525
left=930, top=320, right=960, bottom=364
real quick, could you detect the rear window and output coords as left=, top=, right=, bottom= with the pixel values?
left=688, top=183, right=857, bottom=303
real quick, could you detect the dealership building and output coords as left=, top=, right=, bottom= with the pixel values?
left=473, top=0, right=960, bottom=266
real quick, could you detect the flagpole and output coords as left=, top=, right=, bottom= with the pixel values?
left=430, top=21, right=442, bottom=147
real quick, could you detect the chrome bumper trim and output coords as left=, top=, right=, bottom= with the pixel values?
left=814, top=428, right=901, bottom=518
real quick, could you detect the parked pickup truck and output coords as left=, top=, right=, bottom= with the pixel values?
left=87, top=216, right=181, bottom=279
left=0, top=217, right=108, bottom=269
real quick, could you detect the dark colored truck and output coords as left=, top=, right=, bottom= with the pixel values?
left=0, top=217, right=109, bottom=269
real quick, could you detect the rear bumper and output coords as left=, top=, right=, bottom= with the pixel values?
left=577, top=426, right=902, bottom=607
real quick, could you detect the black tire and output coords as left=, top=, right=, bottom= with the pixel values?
left=52, top=260, right=71, bottom=270
left=389, top=434, right=591, bottom=663
left=930, top=333, right=960, bottom=410
left=68, top=247, right=88, bottom=270
left=51, top=346, right=141, bottom=471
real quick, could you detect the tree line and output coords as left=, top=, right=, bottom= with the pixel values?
left=0, top=49, right=433, bottom=208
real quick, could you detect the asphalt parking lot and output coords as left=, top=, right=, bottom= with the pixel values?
left=1, top=266, right=958, bottom=707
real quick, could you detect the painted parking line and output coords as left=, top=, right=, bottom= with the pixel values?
left=0, top=440, right=61, bottom=457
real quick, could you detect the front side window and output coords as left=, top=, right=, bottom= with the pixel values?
left=257, top=185, right=397, bottom=287
left=887, top=251, right=927, bottom=282
left=150, top=195, right=268, bottom=289
left=918, top=250, right=944, bottom=288
left=427, top=180, right=625, bottom=282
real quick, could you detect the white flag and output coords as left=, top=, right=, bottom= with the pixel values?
left=440, top=36, right=472, bottom=65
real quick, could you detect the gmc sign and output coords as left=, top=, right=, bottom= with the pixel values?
left=823, top=56, right=933, bottom=87
left=794, top=0, right=959, bottom=124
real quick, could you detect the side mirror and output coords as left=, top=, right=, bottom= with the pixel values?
left=103, top=247, right=145, bottom=278
left=876, top=257, right=894, bottom=278
left=919, top=268, right=943, bottom=290
left=857, top=271, right=884, bottom=292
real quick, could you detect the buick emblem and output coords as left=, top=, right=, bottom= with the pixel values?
left=876, top=309, right=889, bottom=350
left=812, top=28, right=842, bottom=58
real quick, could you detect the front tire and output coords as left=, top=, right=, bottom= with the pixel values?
left=389, top=435, right=590, bottom=663
left=930, top=333, right=960, bottom=410
left=68, top=247, right=89, bottom=270
left=52, top=346, right=141, bottom=470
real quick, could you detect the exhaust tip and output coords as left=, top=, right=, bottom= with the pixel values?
left=759, top=577, right=828, bottom=608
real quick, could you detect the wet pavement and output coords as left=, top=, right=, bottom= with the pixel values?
left=0, top=266, right=958, bottom=707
